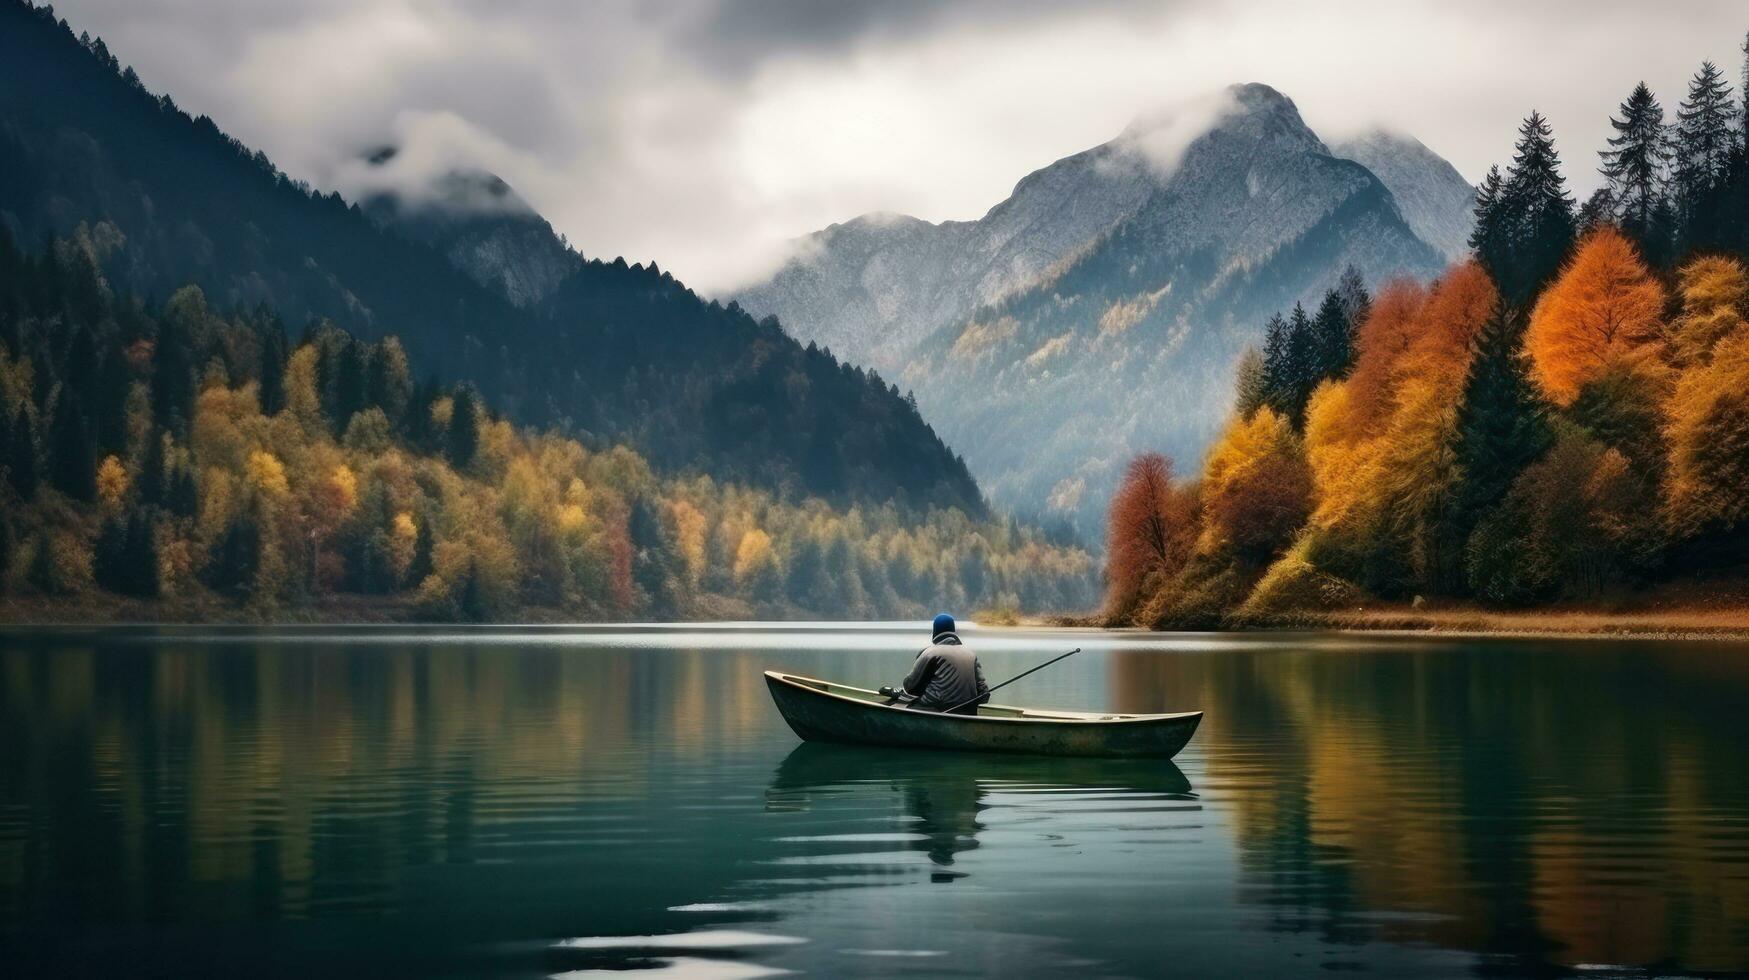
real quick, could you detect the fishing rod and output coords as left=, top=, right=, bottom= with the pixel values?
left=944, top=647, right=1082, bottom=715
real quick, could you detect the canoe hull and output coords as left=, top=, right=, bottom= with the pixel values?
left=764, top=671, right=1201, bottom=759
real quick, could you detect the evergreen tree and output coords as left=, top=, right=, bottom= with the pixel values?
left=1452, top=304, right=1552, bottom=569
left=1282, top=303, right=1316, bottom=425
left=92, top=348, right=130, bottom=454
left=206, top=513, right=262, bottom=599
left=1600, top=82, right=1671, bottom=243
left=48, top=399, right=95, bottom=501
left=1674, top=61, right=1737, bottom=218
left=446, top=388, right=479, bottom=470
left=1468, top=165, right=1506, bottom=264
left=1335, top=265, right=1371, bottom=330
left=138, top=429, right=166, bottom=506
left=168, top=465, right=198, bottom=519
left=122, top=509, right=159, bottom=598
left=457, top=560, right=489, bottom=622
left=151, top=316, right=194, bottom=435
left=1499, top=112, right=1578, bottom=306
left=1232, top=347, right=1267, bottom=419
left=8, top=408, right=39, bottom=500
left=1309, top=288, right=1354, bottom=382
left=331, top=338, right=368, bottom=435
left=0, top=517, right=11, bottom=595
left=406, top=511, right=434, bottom=587
left=1577, top=188, right=1615, bottom=234
left=628, top=495, right=677, bottom=616
left=258, top=320, right=288, bottom=416
left=1260, top=313, right=1289, bottom=409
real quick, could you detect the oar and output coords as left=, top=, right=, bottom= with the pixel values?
left=945, top=647, right=1082, bottom=715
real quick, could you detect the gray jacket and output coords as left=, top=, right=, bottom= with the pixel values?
left=902, top=633, right=989, bottom=712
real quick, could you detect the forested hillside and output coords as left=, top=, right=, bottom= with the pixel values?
left=1104, top=40, right=1749, bottom=626
left=0, top=228, right=1093, bottom=620
left=0, top=0, right=982, bottom=515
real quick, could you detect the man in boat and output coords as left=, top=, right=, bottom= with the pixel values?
left=880, top=613, right=990, bottom=715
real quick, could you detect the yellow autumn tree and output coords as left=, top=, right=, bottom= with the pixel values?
left=1666, top=255, right=1749, bottom=366
left=1526, top=226, right=1665, bottom=406
left=1665, top=322, right=1749, bottom=535
left=95, top=455, right=129, bottom=510
left=1199, top=406, right=1309, bottom=563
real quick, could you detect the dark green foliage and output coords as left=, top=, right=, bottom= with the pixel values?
left=0, top=516, right=10, bottom=594
left=446, top=388, right=478, bottom=470
left=48, top=398, right=94, bottom=501
left=205, top=513, right=262, bottom=599
left=1674, top=61, right=1737, bottom=220
left=1474, top=113, right=1577, bottom=307
left=167, top=465, right=198, bottom=519
left=628, top=496, right=677, bottom=617
left=150, top=316, right=194, bottom=435
left=1452, top=305, right=1552, bottom=568
left=95, top=508, right=158, bottom=597
left=258, top=320, right=287, bottom=416
left=407, top=512, right=434, bottom=588
left=331, top=338, right=368, bottom=435
left=1309, top=289, right=1355, bottom=383
left=7, top=407, right=39, bottom=500
left=137, top=430, right=166, bottom=506
left=1602, top=84, right=1670, bottom=230
left=92, top=348, right=131, bottom=454
left=457, top=561, right=490, bottom=623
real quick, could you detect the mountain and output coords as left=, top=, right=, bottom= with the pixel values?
left=736, top=84, right=1459, bottom=534
left=360, top=157, right=582, bottom=309
left=0, top=0, right=982, bottom=514
left=1330, top=128, right=1477, bottom=260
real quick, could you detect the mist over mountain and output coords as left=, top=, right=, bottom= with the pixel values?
left=1330, top=128, right=1478, bottom=261
left=735, top=83, right=1467, bottom=535
left=0, top=0, right=983, bottom=515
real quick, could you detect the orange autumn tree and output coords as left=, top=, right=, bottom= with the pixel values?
left=1301, top=262, right=1497, bottom=593
left=1105, top=453, right=1199, bottom=618
left=1525, top=226, right=1665, bottom=406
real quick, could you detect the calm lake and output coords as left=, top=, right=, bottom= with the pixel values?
left=2, top=625, right=1747, bottom=978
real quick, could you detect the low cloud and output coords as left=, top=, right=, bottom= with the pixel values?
left=45, top=0, right=1749, bottom=294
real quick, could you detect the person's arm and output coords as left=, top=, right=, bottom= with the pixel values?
left=973, top=657, right=990, bottom=704
left=902, top=651, right=940, bottom=697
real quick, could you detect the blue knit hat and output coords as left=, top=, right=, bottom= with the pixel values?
left=932, top=613, right=955, bottom=638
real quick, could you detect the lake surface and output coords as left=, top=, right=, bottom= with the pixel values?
left=2, top=625, right=1748, bottom=978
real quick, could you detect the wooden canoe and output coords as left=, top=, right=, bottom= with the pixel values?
left=764, top=670, right=1202, bottom=758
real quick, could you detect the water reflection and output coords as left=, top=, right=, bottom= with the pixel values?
left=0, top=628, right=1747, bottom=976
left=765, top=744, right=1194, bottom=877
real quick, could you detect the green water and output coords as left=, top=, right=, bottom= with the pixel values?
left=2, top=625, right=1747, bottom=978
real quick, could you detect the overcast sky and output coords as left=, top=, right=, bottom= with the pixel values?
left=50, top=0, right=1749, bottom=292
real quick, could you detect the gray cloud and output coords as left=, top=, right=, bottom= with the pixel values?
left=43, top=0, right=1749, bottom=293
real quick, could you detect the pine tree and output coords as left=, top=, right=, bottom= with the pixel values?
left=1282, top=303, right=1316, bottom=425
left=0, top=517, right=11, bottom=595
left=1498, top=112, right=1577, bottom=307
left=168, top=465, right=199, bottom=519
left=1600, top=82, right=1670, bottom=240
left=406, top=511, right=434, bottom=587
left=1260, top=313, right=1288, bottom=409
left=8, top=408, right=39, bottom=500
left=1310, top=288, right=1354, bottom=382
left=1232, top=347, right=1266, bottom=419
left=1451, top=304, right=1551, bottom=567
left=49, top=399, right=95, bottom=501
left=1335, top=265, right=1371, bottom=329
left=122, top=508, right=159, bottom=598
left=151, top=316, right=195, bottom=435
left=446, top=388, right=479, bottom=470
left=331, top=338, right=368, bottom=435
left=138, top=429, right=166, bottom=506
left=1674, top=62, right=1737, bottom=216
left=1468, top=165, right=1506, bottom=265
left=258, top=320, right=287, bottom=416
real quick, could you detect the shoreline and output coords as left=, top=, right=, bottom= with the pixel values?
left=9, top=596, right=1749, bottom=642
